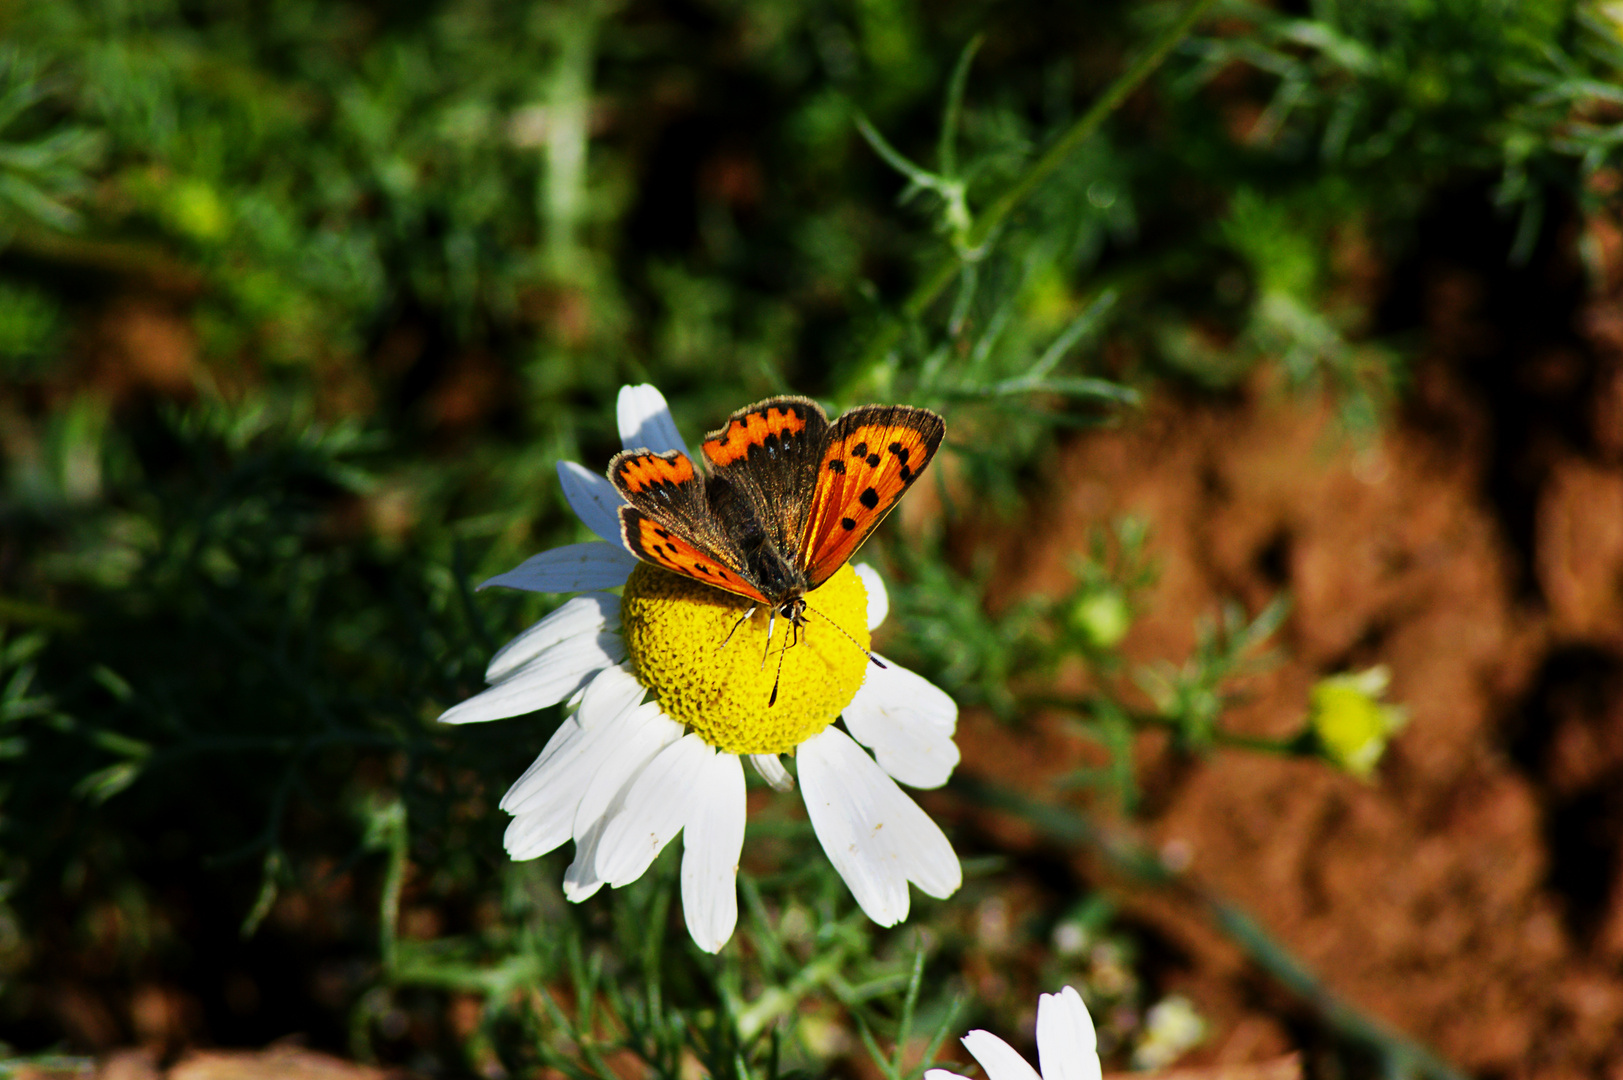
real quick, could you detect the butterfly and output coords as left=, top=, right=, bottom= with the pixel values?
left=607, top=396, right=944, bottom=698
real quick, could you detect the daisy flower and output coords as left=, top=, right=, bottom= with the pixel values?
left=927, top=986, right=1101, bottom=1080
left=440, top=384, right=962, bottom=952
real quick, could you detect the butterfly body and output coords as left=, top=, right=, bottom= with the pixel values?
left=608, top=396, right=944, bottom=635
left=699, top=465, right=812, bottom=627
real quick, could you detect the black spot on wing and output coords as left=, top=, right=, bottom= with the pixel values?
left=899, top=465, right=913, bottom=481
left=840, top=517, right=856, bottom=531
left=851, top=442, right=868, bottom=457
left=859, top=487, right=879, bottom=509
left=865, top=453, right=881, bottom=467
left=889, top=442, right=909, bottom=463
left=828, top=459, right=845, bottom=474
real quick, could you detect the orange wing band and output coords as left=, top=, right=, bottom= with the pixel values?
left=613, top=451, right=696, bottom=495
left=702, top=403, right=810, bottom=468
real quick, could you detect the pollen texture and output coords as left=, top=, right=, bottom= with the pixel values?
left=620, top=562, right=870, bottom=755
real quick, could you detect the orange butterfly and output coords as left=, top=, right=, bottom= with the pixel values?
left=608, top=396, right=944, bottom=692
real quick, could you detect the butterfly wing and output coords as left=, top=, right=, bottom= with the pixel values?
left=609, top=449, right=769, bottom=605
left=798, top=405, right=945, bottom=589
left=620, top=507, right=770, bottom=603
left=699, top=396, right=830, bottom=563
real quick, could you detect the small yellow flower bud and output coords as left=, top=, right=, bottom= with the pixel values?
left=1308, top=665, right=1407, bottom=779
left=1069, top=588, right=1132, bottom=649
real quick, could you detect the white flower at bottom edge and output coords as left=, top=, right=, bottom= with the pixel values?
left=438, top=384, right=962, bottom=953
left=926, top=986, right=1102, bottom=1080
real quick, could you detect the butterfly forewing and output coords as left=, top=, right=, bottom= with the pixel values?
left=699, top=396, right=829, bottom=560
left=612, top=449, right=701, bottom=500
left=610, top=448, right=767, bottom=605
left=798, top=405, right=945, bottom=589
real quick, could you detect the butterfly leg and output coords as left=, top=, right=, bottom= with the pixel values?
left=721, top=606, right=757, bottom=649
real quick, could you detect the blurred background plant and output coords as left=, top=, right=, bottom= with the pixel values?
left=1, top=0, right=1619, bottom=1076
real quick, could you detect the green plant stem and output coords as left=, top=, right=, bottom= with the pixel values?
left=375, top=799, right=408, bottom=974
left=847, top=0, right=1219, bottom=390
left=1031, top=693, right=1306, bottom=756
left=952, top=777, right=1471, bottom=1080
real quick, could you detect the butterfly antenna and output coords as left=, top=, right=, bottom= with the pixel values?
left=721, top=606, right=757, bottom=649
left=804, top=604, right=887, bottom=669
left=768, top=624, right=792, bottom=707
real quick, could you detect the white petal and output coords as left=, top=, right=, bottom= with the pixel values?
left=961, top=1031, right=1042, bottom=1080
left=573, top=663, right=646, bottom=729
left=1036, top=986, right=1100, bottom=1080
left=854, top=563, right=889, bottom=631
left=571, top=704, right=683, bottom=838
left=562, top=821, right=609, bottom=901
left=884, top=785, right=960, bottom=899
left=501, top=715, right=586, bottom=816
left=748, top=753, right=794, bottom=792
left=500, top=695, right=658, bottom=819
left=504, top=807, right=573, bottom=862
left=798, top=728, right=907, bottom=925
left=486, top=592, right=618, bottom=684
left=439, top=631, right=623, bottom=724
left=558, top=461, right=630, bottom=550
left=503, top=701, right=678, bottom=864
left=843, top=656, right=960, bottom=789
left=479, top=542, right=637, bottom=593
left=681, top=751, right=746, bottom=953
left=925, top=1072, right=975, bottom=1080
left=562, top=706, right=685, bottom=900
left=798, top=727, right=961, bottom=924
left=595, top=733, right=710, bottom=887
left=498, top=718, right=588, bottom=859
left=617, top=384, right=691, bottom=457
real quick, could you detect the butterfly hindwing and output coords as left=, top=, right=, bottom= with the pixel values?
left=798, top=405, right=945, bottom=589
left=699, top=396, right=830, bottom=561
left=620, top=507, right=770, bottom=604
left=609, top=448, right=767, bottom=605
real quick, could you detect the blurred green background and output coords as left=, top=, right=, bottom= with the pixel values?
left=2, top=0, right=1620, bottom=1076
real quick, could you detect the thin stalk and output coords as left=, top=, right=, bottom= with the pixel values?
left=1028, top=693, right=1305, bottom=756
left=848, top=0, right=1219, bottom=390
left=891, top=938, right=927, bottom=1076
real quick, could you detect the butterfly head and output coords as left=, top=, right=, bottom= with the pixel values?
left=776, top=594, right=807, bottom=628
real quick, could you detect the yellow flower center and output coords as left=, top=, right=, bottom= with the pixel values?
left=620, top=562, right=871, bottom=755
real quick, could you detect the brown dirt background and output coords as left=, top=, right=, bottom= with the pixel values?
left=954, top=195, right=1623, bottom=1078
